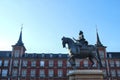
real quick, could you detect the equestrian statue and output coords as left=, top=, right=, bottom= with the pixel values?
left=61, top=31, right=102, bottom=69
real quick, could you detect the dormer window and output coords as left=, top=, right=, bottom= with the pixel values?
left=109, top=54, right=112, bottom=58
left=59, top=54, right=62, bottom=58
left=0, top=60, right=2, bottom=66
left=42, top=53, right=45, bottom=58
left=50, top=54, right=53, bottom=58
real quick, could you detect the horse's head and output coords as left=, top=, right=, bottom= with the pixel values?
left=61, top=36, right=74, bottom=48
left=61, top=36, right=67, bottom=48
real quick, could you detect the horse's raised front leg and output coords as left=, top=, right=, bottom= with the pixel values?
left=68, top=55, right=76, bottom=69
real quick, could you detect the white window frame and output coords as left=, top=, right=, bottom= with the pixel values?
left=2, top=69, right=8, bottom=77
left=14, top=50, right=20, bottom=57
left=58, top=60, right=62, bottom=67
left=40, top=69, right=45, bottom=77
left=75, top=60, right=80, bottom=67
left=111, top=69, right=116, bottom=77
left=84, top=60, right=88, bottom=67
left=110, top=60, right=114, bottom=67
left=117, top=70, right=120, bottom=77
left=116, top=60, right=120, bottom=67
left=50, top=54, right=53, bottom=58
left=31, top=69, right=35, bottom=77
left=102, top=70, right=107, bottom=77
left=49, top=60, right=53, bottom=67
left=58, top=69, right=62, bottom=77
left=49, top=69, right=53, bottom=77
left=4, top=60, right=9, bottom=67
left=13, top=60, right=18, bottom=67
left=22, top=69, right=27, bottom=77
left=22, top=60, right=27, bottom=67
left=99, top=51, right=104, bottom=58
left=109, top=54, right=112, bottom=58
left=31, top=61, right=36, bottom=67
left=12, top=69, right=17, bottom=76
left=40, top=61, right=44, bottom=67
left=101, top=60, right=105, bottom=67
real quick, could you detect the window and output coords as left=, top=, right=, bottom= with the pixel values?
left=102, top=70, right=107, bottom=77
left=31, top=61, right=36, bottom=67
left=31, top=69, right=35, bottom=77
left=99, top=51, right=104, bottom=58
left=22, top=69, right=27, bottom=77
left=22, top=60, right=27, bottom=67
left=49, top=69, right=53, bottom=77
left=12, top=69, right=17, bottom=76
left=13, top=60, right=18, bottom=67
left=117, top=70, right=120, bottom=77
left=40, top=61, right=44, bottom=67
left=50, top=54, right=53, bottom=58
left=76, top=60, right=80, bottom=67
left=110, top=60, right=114, bottom=67
left=58, top=69, right=62, bottom=77
left=58, top=60, right=62, bottom=67
left=2, top=69, right=8, bottom=77
left=49, top=60, right=53, bottom=67
left=4, top=60, right=9, bottom=67
left=101, top=60, right=105, bottom=67
left=67, top=61, right=71, bottom=67
left=14, top=50, right=20, bottom=57
left=59, top=54, right=62, bottom=57
left=0, top=60, right=2, bottom=66
left=40, top=69, right=45, bottom=77
left=109, top=54, right=112, bottom=58
left=42, top=54, right=45, bottom=57
left=111, top=69, right=116, bottom=77
left=84, top=60, right=88, bottom=67
left=116, top=60, right=120, bottom=67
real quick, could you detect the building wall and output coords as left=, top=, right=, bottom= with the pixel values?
left=0, top=49, right=120, bottom=80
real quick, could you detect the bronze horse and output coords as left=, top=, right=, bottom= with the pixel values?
left=62, top=37, right=102, bottom=69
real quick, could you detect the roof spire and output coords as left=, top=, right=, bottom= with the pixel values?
left=15, top=24, right=24, bottom=46
left=96, top=26, right=103, bottom=47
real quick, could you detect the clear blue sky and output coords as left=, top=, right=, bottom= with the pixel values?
left=0, top=0, right=120, bottom=53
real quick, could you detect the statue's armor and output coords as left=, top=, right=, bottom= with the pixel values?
left=76, top=31, right=88, bottom=47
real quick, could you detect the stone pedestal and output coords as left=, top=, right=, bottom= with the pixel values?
left=67, top=70, right=103, bottom=80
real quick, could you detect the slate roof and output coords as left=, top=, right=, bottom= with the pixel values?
left=0, top=51, right=68, bottom=59
left=0, top=51, right=11, bottom=58
left=0, top=51, right=120, bottom=59
left=107, top=52, right=120, bottom=59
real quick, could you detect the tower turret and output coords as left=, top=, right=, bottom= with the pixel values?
left=12, top=27, right=26, bottom=57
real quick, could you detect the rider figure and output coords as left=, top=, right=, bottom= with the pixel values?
left=73, top=31, right=88, bottom=48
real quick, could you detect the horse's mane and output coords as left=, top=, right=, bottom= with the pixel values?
left=65, top=37, right=74, bottom=43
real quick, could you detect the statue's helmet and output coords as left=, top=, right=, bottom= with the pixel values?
left=79, top=31, right=83, bottom=35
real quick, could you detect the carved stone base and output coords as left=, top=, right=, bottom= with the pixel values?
left=67, top=70, right=103, bottom=80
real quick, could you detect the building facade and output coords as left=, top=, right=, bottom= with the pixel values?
left=0, top=30, right=120, bottom=80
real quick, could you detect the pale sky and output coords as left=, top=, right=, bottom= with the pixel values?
left=0, top=0, right=120, bottom=53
